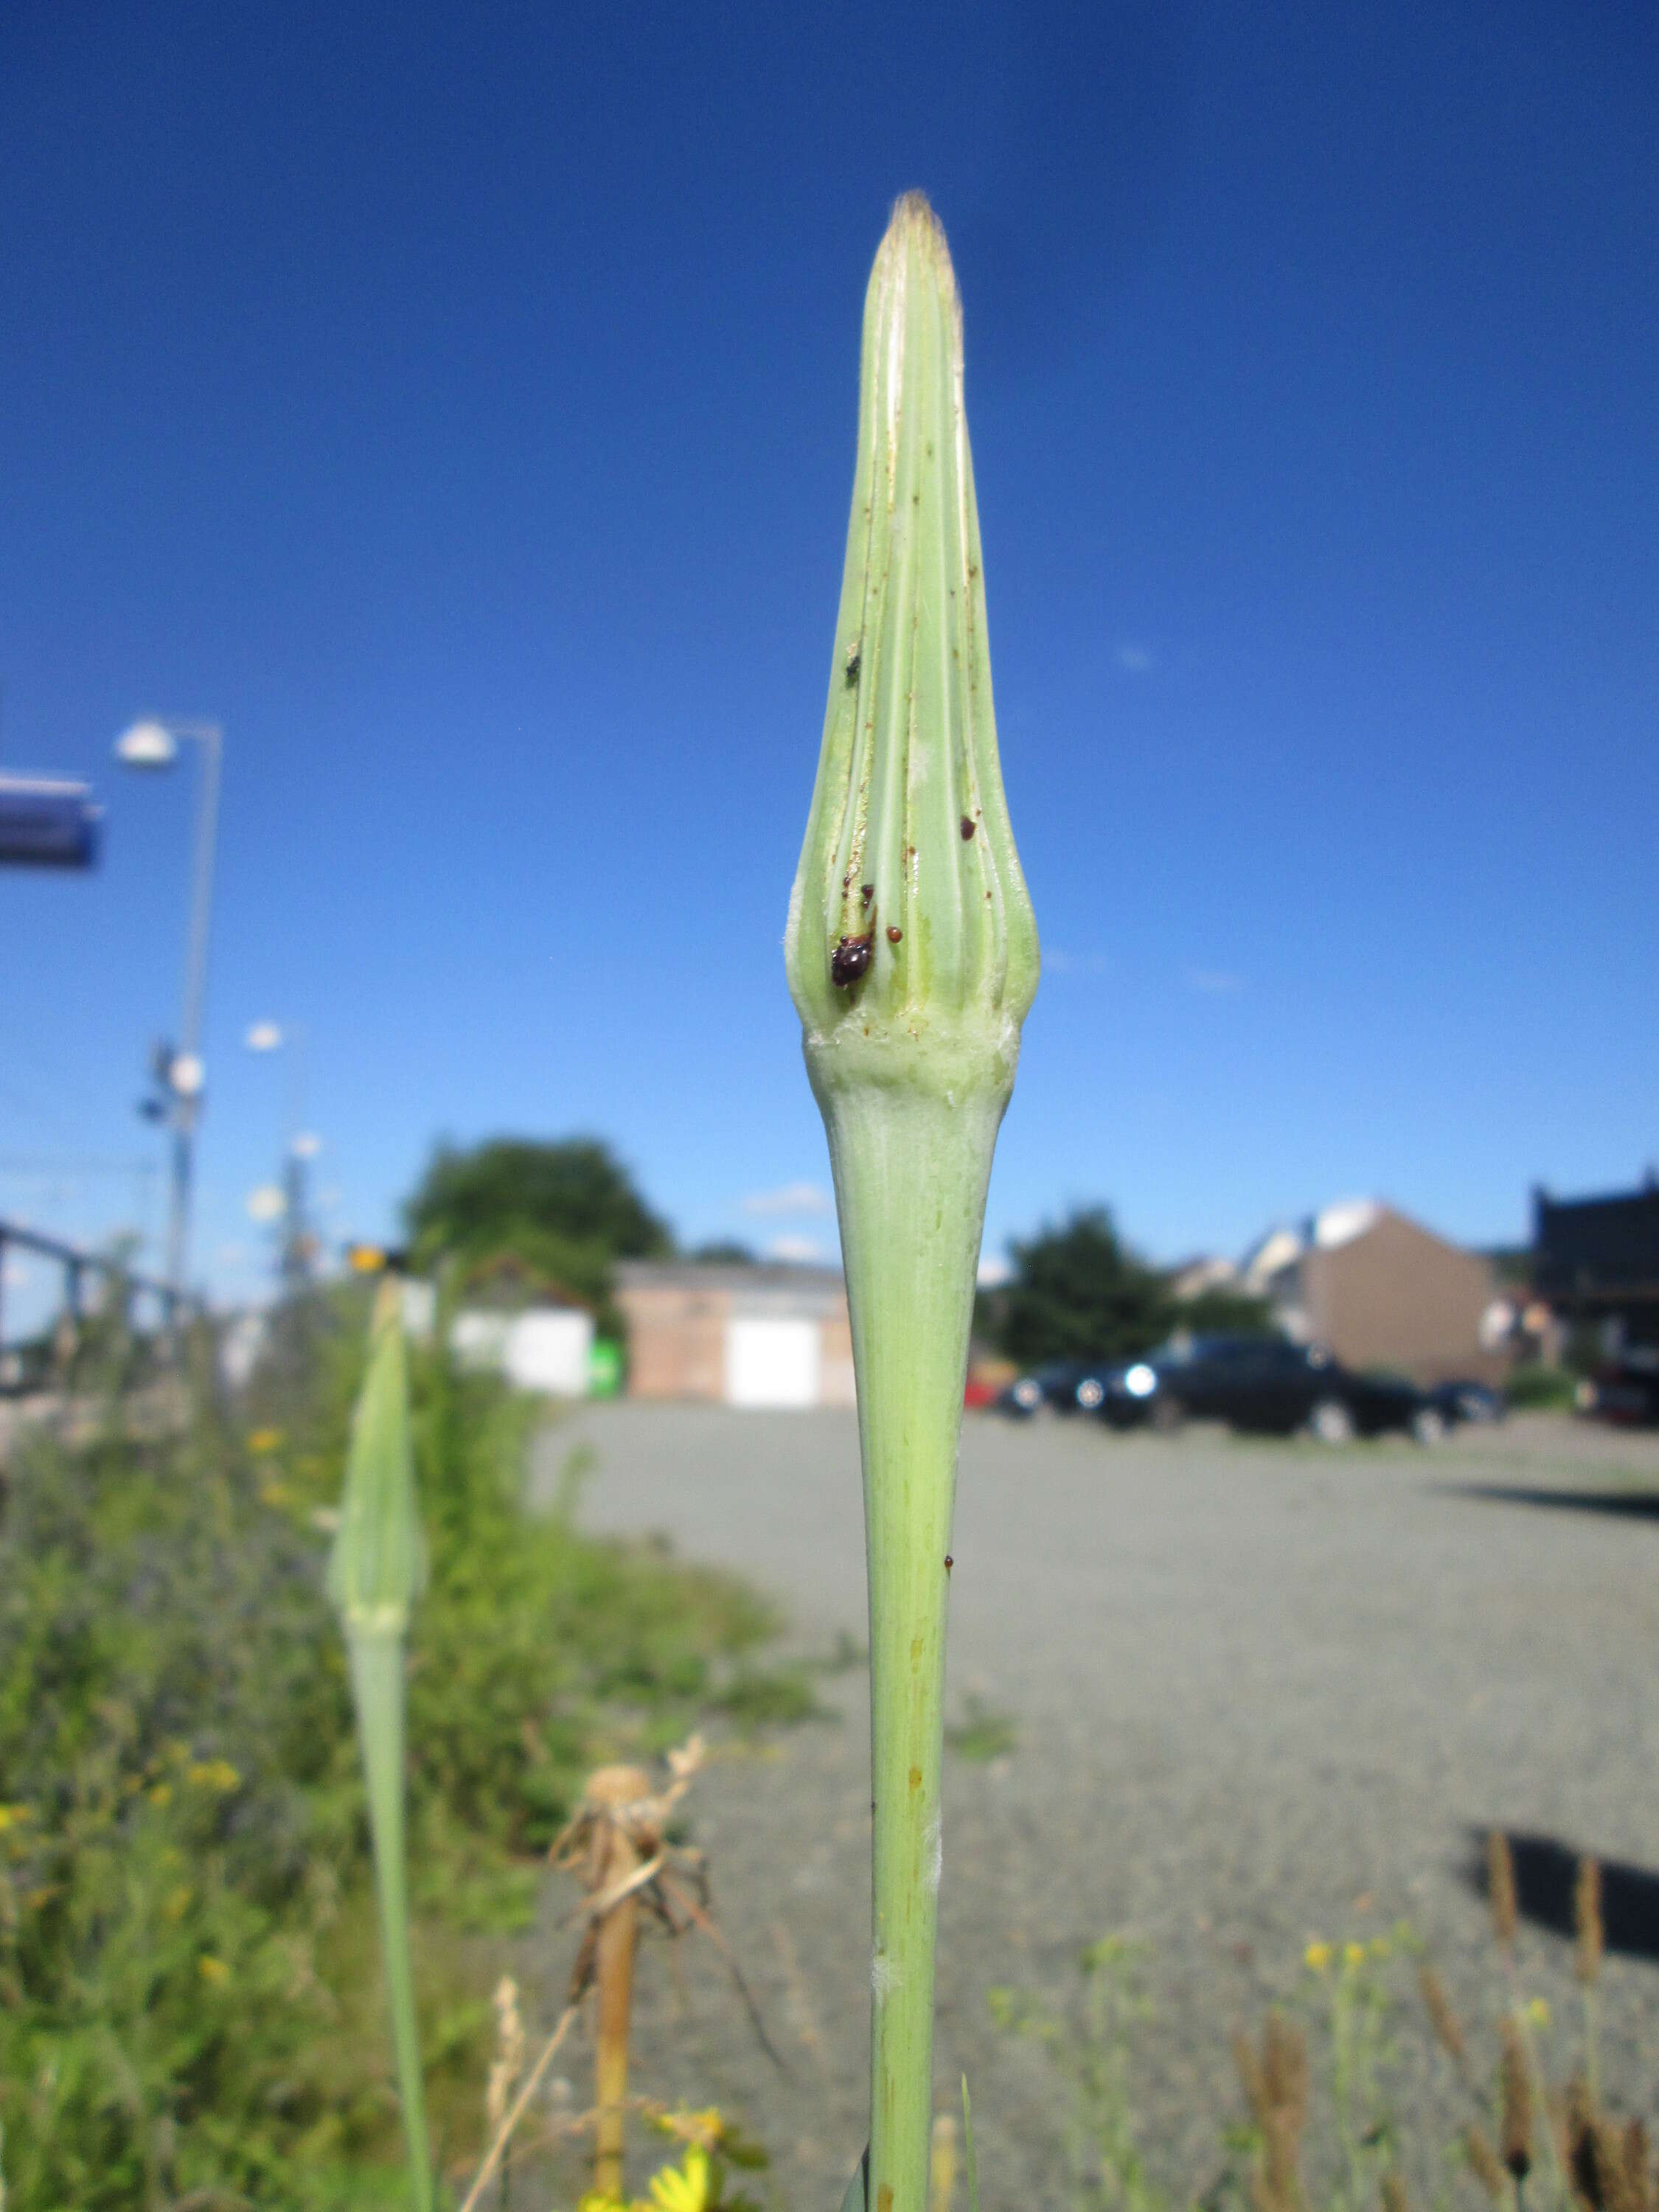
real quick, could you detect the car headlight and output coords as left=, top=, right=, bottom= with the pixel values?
left=1123, top=1363, right=1157, bottom=1399
left=1076, top=1377, right=1104, bottom=1410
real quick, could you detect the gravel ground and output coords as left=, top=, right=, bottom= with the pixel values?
left=517, top=1408, right=1659, bottom=2211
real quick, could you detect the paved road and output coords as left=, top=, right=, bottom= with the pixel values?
left=526, top=1408, right=1659, bottom=2210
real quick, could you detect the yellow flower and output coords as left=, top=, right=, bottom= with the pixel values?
left=187, top=1760, right=241, bottom=1793
left=1524, top=1997, right=1551, bottom=2030
left=198, top=1955, right=231, bottom=1986
left=149, top=1783, right=173, bottom=1808
left=648, top=2146, right=712, bottom=2212
left=0, top=1804, right=32, bottom=1833
left=655, top=2108, right=725, bottom=2151
left=1304, top=1941, right=1332, bottom=1973
left=247, top=1427, right=284, bottom=1454
left=259, top=1478, right=291, bottom=1508
left=1369, top=1935, right=1392, bottom=1959
left=576, top=2197, right=628, bottom=2212
left=1343, top=1941, right=1367, bottom=1969
left=164, top=1884, right=192, bottom=1922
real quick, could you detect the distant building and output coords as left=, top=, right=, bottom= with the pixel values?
left=452, top=1306, right=595, bottom=1396
left=1533, top=1178, right=1659, bottom=1368
left=614, top=1260, right=855, bottom=1408
left=1240, top=1198, right=1503, bottom=1385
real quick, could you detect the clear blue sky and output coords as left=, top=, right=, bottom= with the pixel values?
left=2, top=1, right=1655, bottom=1315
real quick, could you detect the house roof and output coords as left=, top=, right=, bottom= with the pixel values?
left=1533, top=1183, right=1659, bottom=1301
left=615, top=1259, right=846, bottom=1295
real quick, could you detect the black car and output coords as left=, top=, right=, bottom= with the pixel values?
left=1576, top=1363, right=1659, bottom=1427
left=1430, top=1378, right=1506, bottom=1426
left=995, top=1358, right=1096, bottom=1417
left=1088, top=1333, right=1444, bottom=1443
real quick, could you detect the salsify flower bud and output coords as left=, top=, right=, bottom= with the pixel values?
left=329, top=1274, right=434, bottom=2211
left=786, top=190, right=1037, bottom=1065
left=787, top=192, right=1038, bottom=2212
left=327, top=1274, right=427, bottom=1636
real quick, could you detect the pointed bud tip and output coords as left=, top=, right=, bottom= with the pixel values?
left=876, top=189, right=958, bottom=301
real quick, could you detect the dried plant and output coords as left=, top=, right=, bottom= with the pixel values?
left=1500, top=2019, right=1534, bottom=2183
left=1489, top=1831, right=1519, bottom=1955
left=1575, top=1859, right=1604, bottom=1988
left=1236, top=2013, right=1310, bottom=2212
left=1418, top=1964, right=1469, bottom=2077
left=1467, top=2124, right=1510, bottom=2205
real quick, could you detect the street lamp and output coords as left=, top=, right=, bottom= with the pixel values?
left=114, top=716, right=223, bottom=1300
left=246, top=1018, right=319, bottom=1291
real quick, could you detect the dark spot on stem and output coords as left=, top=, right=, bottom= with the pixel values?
left=860, top=883, right=874, bottom=908
left=944, top=1554, right=953, bottom=1572
left=960, top=815, right=976, bottom=840
left=886, top=925, right=902, bottom=943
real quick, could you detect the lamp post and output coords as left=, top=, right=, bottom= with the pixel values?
left=114, top=717, right=223, bottom=1299
left=245, top=1019, right=319, bottom=1291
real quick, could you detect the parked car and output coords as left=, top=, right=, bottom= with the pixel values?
left=994, top=1358, right=1097, bottom=1418
left=1087, top=1333, right=1445, bottom=1443
left=1575, top=1363, right=1659, bottom=1427
left=1429, top=1378, right=1506, bottom=1426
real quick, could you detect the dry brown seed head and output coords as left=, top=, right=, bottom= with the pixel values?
left=1576, top=1857, right=1604, bottom=1987
left=1419, top=1963, right=1468, bottom=2065
left=1234, top=2028, right=1267, bottom=2127
left=1263, top=2011, right=1310, bottom=2135
left=1490, top=1829, right=1520, bottom=1951
left=1500, top=2020, right=1534, bottom=2180
left=1621, top=2121, right=1650, bottom=2212
left=1467, top=2126, right=1509, bottom=2205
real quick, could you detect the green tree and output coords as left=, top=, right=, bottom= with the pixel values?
left=990, top=1208, right=1173, bottom=1366
left=402, top=1137, right=671, bottom=1309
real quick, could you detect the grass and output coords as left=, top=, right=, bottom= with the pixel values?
left=989, top=1835, right=1646, bottom=2212
left=945, top=1694, right=1020, bottom=1764
left=0, top=1288, right=812, bottom=2210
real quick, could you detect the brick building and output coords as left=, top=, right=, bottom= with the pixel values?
left=613, top=1261, right=856, bottom=1408
left=1242, top=1199, right=1503, bottom=1385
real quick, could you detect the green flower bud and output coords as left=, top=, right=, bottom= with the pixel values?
left=786, top=190, right=1037, bottom=1068
left=327, top=1276, right=426, bottom=1636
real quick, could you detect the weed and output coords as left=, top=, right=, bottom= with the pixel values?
left=946, top=1694, right=1020, bottom=1764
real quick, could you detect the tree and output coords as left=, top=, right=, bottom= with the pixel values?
left=402, top=1138, right=671, bottom=1310
left=988, top=1208, right=1172, bottom=1366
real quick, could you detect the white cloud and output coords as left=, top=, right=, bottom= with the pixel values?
left=765, top=1235, right=824, bottom=1265
left=742, top=1180, right=833, bottom=1217
left=1185, top=967, right=1244, bottom=995
left=976, top=1253, right=1013, bottom=1288
left=1116, top=642, right=1155, bottom=674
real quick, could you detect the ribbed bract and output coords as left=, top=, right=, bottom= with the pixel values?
left=785, top=192, right=1038, bottom=1051
left=327, top=1279, right=427, bottom=1634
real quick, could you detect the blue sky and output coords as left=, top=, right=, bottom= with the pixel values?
left=2, top=1, right=1655, bottom=1317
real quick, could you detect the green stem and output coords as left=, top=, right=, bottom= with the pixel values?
left=349, top=1628, right=434, bottom=2212
left=816, top=1048, right=1008, bottom=2212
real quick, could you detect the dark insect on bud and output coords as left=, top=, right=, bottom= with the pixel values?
left=860, top=883, right=874, bottom=906
left=887, top=925, right=902, bottom=943
left=831, top=933, right=874, bottom=987
left=960, top=815, right=975, bottom=840
left=944, top=1555, right=953, bottom=1572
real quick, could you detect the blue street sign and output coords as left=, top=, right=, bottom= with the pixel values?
left=0, top=776, right=102, bottom=869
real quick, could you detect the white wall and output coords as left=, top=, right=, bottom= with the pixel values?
left=453, top=1305, right=594, bottom=1397
left=725, top=1315, right=821, bottom=1408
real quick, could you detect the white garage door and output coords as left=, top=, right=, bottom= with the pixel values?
left=725, top=1317, right=821, bottom=1408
